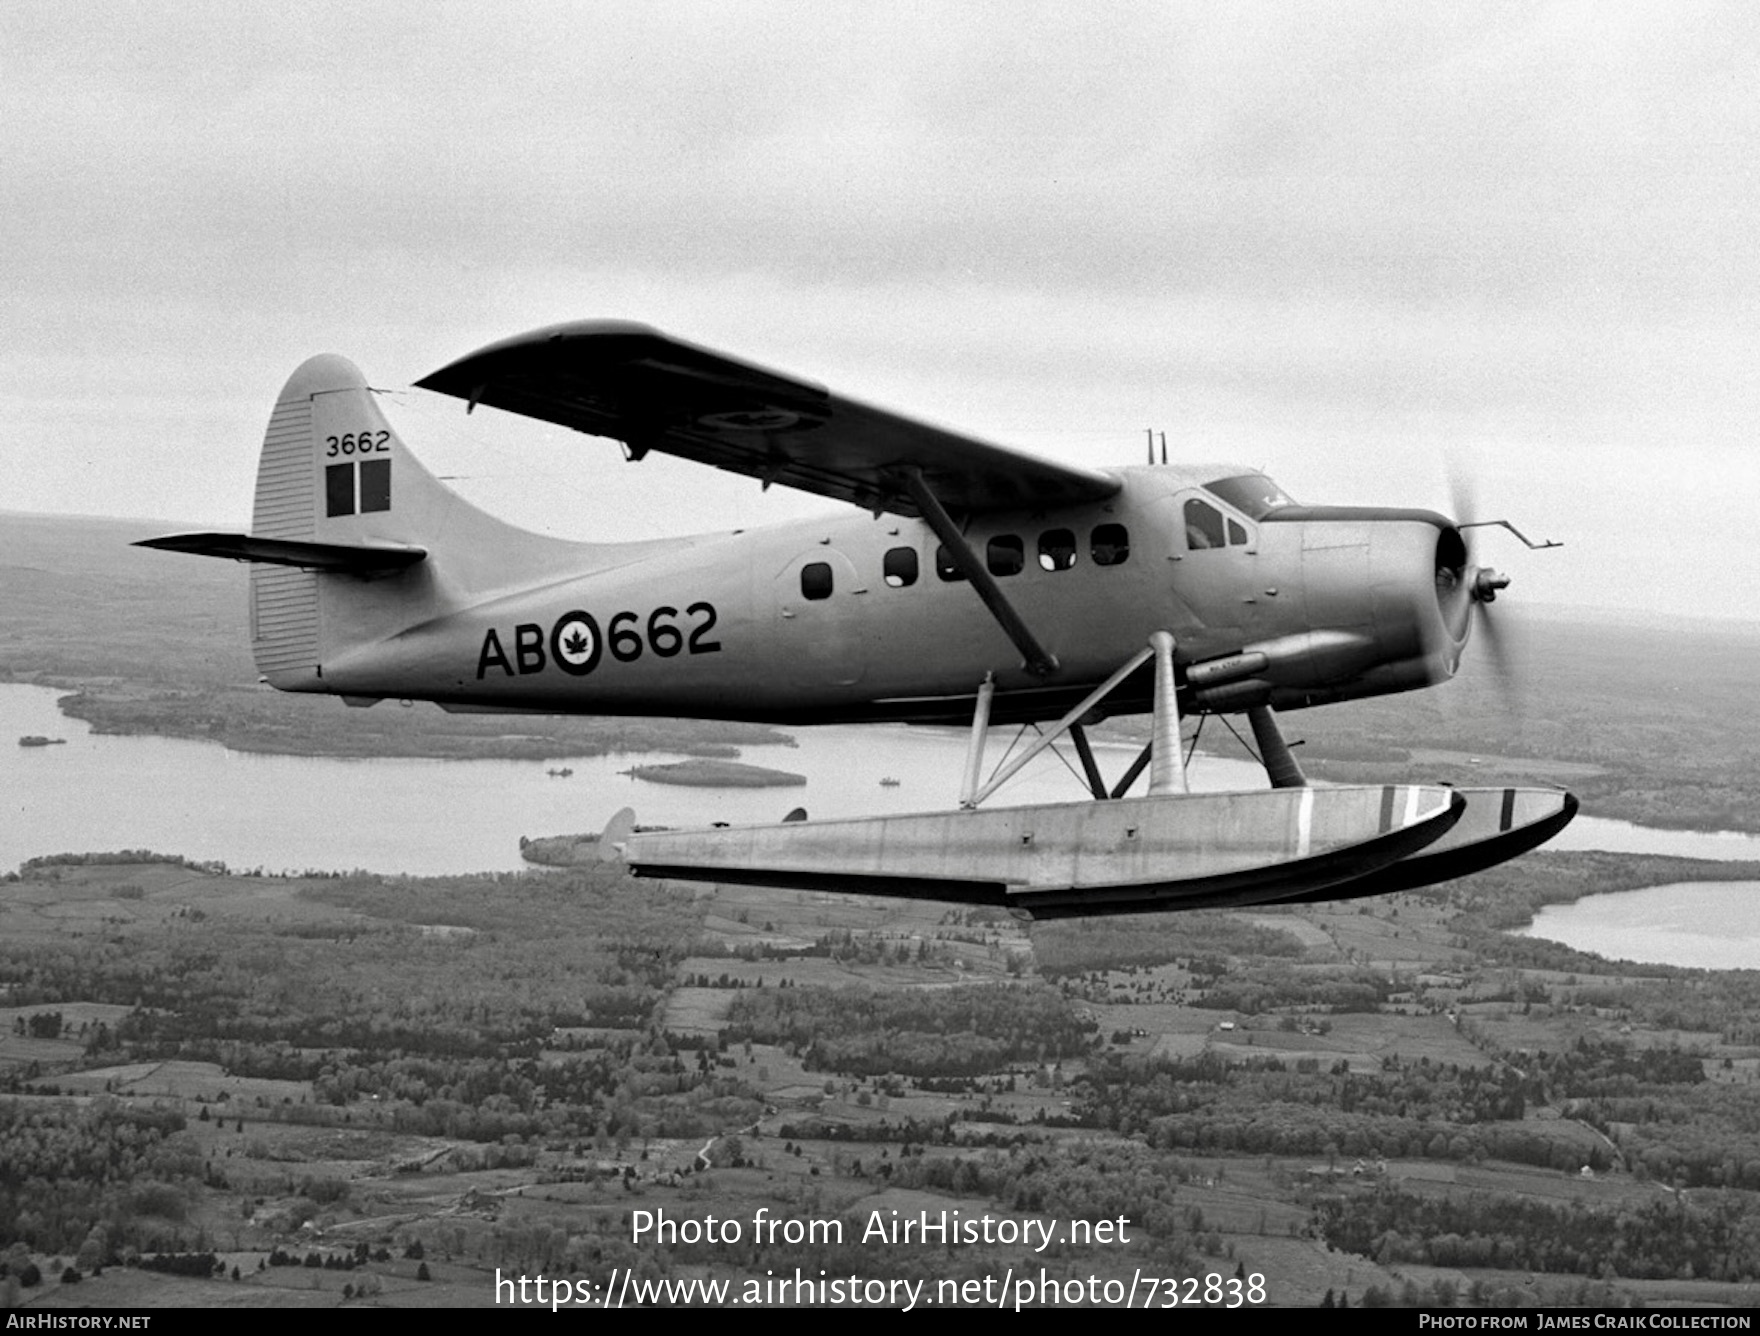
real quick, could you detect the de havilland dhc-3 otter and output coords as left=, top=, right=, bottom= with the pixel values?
left=142, top=321, right=1575, bottom=917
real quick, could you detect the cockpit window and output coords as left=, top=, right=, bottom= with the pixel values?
left=1202, top=473, right=1296, bottom=519
left=1184, top=499, right=1226, bottom=550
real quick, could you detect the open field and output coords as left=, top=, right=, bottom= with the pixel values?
left=5, top=851, right=1760, bottom=1309
left=6, top=516, right=1760, bottom=1307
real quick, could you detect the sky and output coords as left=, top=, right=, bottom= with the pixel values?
left=5, top=1, right=1758, bottom=623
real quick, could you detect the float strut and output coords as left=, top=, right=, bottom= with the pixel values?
left=966, top=645, right=1154, bottom=808
left=1148, top=630, right=1189, bottom=796
left=959, top=672, right=996, bottom=807
left=1109, top=742, right=1153, bottom=799
left=1247, top=704, right=1308, bottom=789
left=1069, top=722, right=1109, bottom=801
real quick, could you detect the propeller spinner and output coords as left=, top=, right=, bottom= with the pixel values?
left=1434, top=471, right=1560, bottom=687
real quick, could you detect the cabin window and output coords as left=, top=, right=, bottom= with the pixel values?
left=1227, top=517, right=1248, bottom=547
left=1039, top=529, right=1077, bottom=571
left=1091, top=523, right=1130, bottom=566
left=935, top=544, right=967, bottom=582
left=883, top=546, right=918, bottom=588
left=1184, top=500, right=1226, bottom=551
left=801, top=561, right=833, bottom=600
left=987, top=534, right=1024, bottom=577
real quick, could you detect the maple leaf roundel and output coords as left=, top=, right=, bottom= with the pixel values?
left=549, top=611, right=602, bottom=677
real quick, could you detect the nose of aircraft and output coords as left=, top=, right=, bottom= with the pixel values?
left=1255, top=502, right=1537, bottom=706
left=1418, top=517, right=1520, bottom=686
left=1368, top=514, right=1475, bottom=685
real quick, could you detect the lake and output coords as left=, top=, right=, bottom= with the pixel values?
left=2, top=683, right=1271, bottom=875
left=1517, top=883, right=1760, bottom=971
left=7, top=682, right=1759, bottom=969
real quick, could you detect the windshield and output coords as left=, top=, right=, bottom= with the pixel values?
left=1202, top=473, right=1297, bottom=519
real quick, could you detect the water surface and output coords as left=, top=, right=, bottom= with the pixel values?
left=8, top=684, right=1757, bottom=884
left=1518, top=882, right=1760, bottom=971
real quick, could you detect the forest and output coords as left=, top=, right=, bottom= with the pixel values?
left=3, top=841, right=1759, bottom=1307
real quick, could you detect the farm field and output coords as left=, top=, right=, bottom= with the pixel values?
left=5, top=851, right=1759, bottom=1309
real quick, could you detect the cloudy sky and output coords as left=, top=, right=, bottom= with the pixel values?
left=6, top=1, right=1757, bottom=622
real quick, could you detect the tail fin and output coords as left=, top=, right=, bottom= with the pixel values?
left=142, top=353, right=584, bottom=692
left=249, top=354, right=405, bottom=688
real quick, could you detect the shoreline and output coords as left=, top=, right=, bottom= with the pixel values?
left=8, top=676, right=1760, bottom=838
left=7, top=676, right=799, bottom=764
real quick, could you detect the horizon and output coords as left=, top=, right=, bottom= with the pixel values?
left=9, top=504, right=1760, bottom=636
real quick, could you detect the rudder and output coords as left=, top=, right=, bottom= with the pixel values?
left=246, top=360, right=330, bottom=686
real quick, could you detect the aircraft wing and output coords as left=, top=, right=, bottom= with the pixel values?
left=414, top=321, right=1121, bottom=516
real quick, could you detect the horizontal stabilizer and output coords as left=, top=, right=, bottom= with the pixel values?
left=135, top=532, right=427, bottom=573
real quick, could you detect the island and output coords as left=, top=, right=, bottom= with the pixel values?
left=621, top=759, right=807, bottom=788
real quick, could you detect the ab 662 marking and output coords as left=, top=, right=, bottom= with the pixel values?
left=476, top=603, right=720, bottom=680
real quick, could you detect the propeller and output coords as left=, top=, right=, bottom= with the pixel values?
left=1449, top=466, right=1503, bottom=684
left=1470, top=568, right=1514, bottom=687
left=1442, top=465, right=1559, bottom=696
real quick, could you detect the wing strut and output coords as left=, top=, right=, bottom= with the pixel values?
left=901, top=468, right=1059, bottom=677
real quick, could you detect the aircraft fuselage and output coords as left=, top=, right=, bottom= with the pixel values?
left=316, top=465, right=1466, bottom=726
